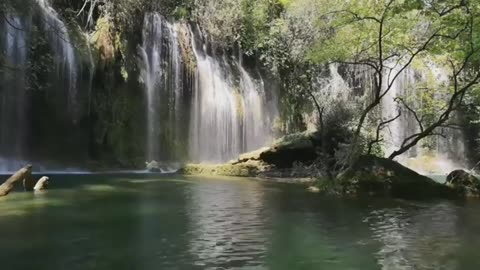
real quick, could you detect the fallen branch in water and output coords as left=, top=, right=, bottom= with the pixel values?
left=0, top=165, right=33, bottom=197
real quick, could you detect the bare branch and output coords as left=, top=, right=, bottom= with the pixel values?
left=389, top=51, right=480, bottom=160
left=367, top=111, right=401, bottom=154
left=1, top=12, right=24, bottom=31
left=395, top=97, right=424, bottom=132
left=327, top=9, right=381, bottom=24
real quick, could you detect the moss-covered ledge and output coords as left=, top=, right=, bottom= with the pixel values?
left=177, top=131, right=320, bottom=179
left=177, top=161, right=266, bottom=177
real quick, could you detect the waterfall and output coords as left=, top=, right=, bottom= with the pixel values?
left=189, top=30, right=276, bottom=163
left=0, top=1, right=88, bottom=172
left=0, top=15, right=29, bottom=171
left=189, top=48, right=243, bottom=162
left=37, top=0, right=79, bottom=120
left=139, top=14, right=277, bottom=163
left=382, top=65, right=419, bottom=157
left=380, top=61, right=467, bottom=173
left=325, top=62, right=467, bottom=173
left=239, top=65, right=271, bottom=151
left=139, top=14, right=185, bottom=161
left=311, top=63, right=466, bottom=174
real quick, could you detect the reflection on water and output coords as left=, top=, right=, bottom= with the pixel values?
left=186, top=179, right=268, bottom=268
left=366, top=202, right=461, bottom=270
left=0, top=174, right=479, bottom=270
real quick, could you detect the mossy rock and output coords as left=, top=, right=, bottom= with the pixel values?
left=446, top=170, right=480, bottom=197
left=337, top=155, right=455, bottom=198
left=177, top=163, right=262, bottom=177
left=179, top=131, right=321, bottom=178
left=236, top=131, right=320, bottom=168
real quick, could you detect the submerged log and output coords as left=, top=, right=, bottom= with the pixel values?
left=0, top=165, right=33, bottom=197
left=34, top=176, right=49, bottom=191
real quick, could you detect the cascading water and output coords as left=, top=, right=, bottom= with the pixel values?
left=0, top=15, right=29, bottom=172
left=382, top=65, right=419, bottom=157
left=189, top=32, right=277, bottom=163
left=140, top=14, right=163, bottom=162
left=0, top=1, right=88, bottom=172
left=139, top=14, right=187, bottom=162
left=139, top=14, right=277, bottom=163
left=381, top=61, right=467, bottom=173
left=37, top=0, right=79, bottom=119
left=189, top=49, right=243, bottom=162
left=315, top=62, right=466, bottom=174
left=239, top=65, right=272, bottom=152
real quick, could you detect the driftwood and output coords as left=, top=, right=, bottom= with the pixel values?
left=0, top=165, right=33, bottom=197
left=34, top=176, right=49, bottom=191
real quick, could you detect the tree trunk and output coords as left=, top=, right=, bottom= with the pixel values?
left=0, top=165, right=33, bottom=197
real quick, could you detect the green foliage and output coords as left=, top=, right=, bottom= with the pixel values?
left=192, top=0, right=284, bottom=52
left=172, top=6, right=189, bottom=20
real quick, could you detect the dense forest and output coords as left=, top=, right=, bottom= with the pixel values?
left=1, top=0, right=479, bottom=178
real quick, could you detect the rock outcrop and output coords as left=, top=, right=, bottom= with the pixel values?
left=234, top=131, right=320, bottom=168
left=178, top=161, right=267, bottom=177
left=446, top=170, right=480, bottom=197
left=337, top=156, right=454, bottom=198
left=0, top=165, right=33, bottom=196
left=179, top=131, right=321, bottom=178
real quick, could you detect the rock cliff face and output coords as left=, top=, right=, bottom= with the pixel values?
left=2, top=1, right=477, bottom=173
left=1, top=2, right=280, bottom=170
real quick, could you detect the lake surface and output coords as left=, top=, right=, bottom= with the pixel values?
left=0, top=174, right=479, bottom=270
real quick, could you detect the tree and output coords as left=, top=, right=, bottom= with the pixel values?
left=308, top=0, right=480, bottom=165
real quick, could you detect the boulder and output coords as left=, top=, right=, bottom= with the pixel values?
left=0, top=165, right=33, bottom=196
left=446, top=170, right=480, bottom=197
left=34, top=176, right=49, bottom=191
left=337, top=156, right=454, bottom=198
left=178, top=131, right=322, bottom=178
left=234, top=131, right=320, bottom=168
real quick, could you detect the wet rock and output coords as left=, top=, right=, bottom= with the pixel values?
left=307, top=186, right=320, bottom=193
left=235, top=131, right=320, bottom=168
left=34, top=176, right=49, bottom=191
left=446, top=170, right=480, bottom=197
left=146, top=160, right=161, bottom=172
left=337, top=156, right=454, bottom=198
left=178, top=131, right=321, bottom=179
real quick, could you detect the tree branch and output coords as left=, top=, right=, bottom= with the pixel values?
left=395, top=97, right=424, bottom=132
left=367, top=111, right=401, bottom=154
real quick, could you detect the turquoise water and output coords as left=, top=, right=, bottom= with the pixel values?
left=0, top=174, right=479, bottom=270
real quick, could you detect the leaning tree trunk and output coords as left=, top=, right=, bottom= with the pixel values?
left=0, top=165, right=33, bottom=197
